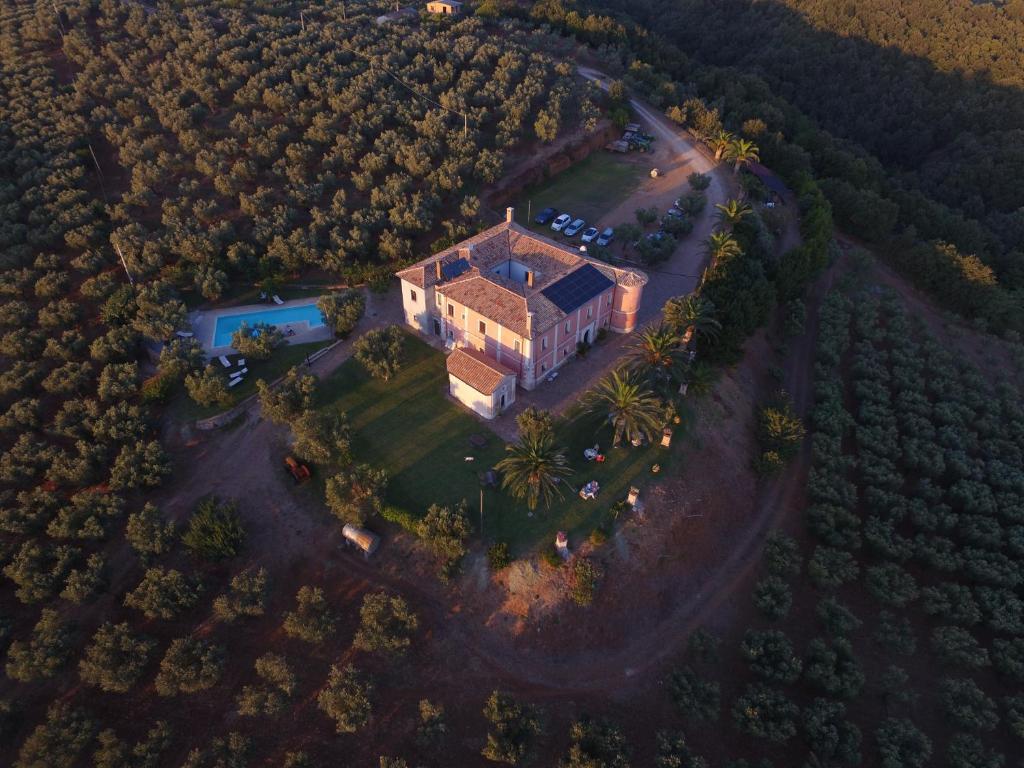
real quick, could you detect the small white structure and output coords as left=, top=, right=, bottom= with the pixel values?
left=555, top=531, right=569, bottom=560
left=627, top=486, right=640, bottom=507
left=343, top=524, right=380, bottom=558
left=426, top=0, right=462, bottom=13
left=445, top=347, right=516, bottom=420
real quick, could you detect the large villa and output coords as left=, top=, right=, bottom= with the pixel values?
left=396, top=208, right=648, bottom=418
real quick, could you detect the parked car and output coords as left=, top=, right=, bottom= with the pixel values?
left=551, top=213, right=572, bottom=232
left=666, top=207, right=684, bottom=218
left=534, top=206, right=557, bottom=225
left=564, top=218, right=586, bottom=236
left=580, top=226, right=599, bottom=243
left=595, top=227, right=614, bottom=246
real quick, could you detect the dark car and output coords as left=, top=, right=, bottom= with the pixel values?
left=595, top=227, right=614, bottom=247
left=534, top=207, right=557, bottom=225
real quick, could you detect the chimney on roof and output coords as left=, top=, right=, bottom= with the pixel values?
left=526, top=270, right=534, bottom=288
left=458, top=246, right=471, bottom=262
left=505, top=206, right=514, bottom=224
left=435, top=259, right=442, bottom=281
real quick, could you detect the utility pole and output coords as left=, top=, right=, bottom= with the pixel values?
left=112, top=240, right=135, bottom=286
left=479, top=488, right=484, bottom=536
left=300, top=10, right=305, bottom=30
left=464, top=112, right=468, bottom=136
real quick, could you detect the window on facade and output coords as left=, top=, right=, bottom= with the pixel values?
left=410, top=289, right=417, bottom=303
left=587, top=306, right=593, bottom=319
left=436, top=294, right=442, bottom=306
left=565, top=321, right=571, bottom=333
left=542, top=337, right=548, bottom=350
left=514, top=339, right=521, bottom=353
left=541, top=364, right=547, bottom=372
left=447, top=304, right=454, bottom=317
left=479, top=320, right=486, bottom=334
left=563, top=349, right=569, bottom=357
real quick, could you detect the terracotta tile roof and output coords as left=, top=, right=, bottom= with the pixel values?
left=446, top=347, right=514, bottom=395
left=396, top=220, right=648, bottom=334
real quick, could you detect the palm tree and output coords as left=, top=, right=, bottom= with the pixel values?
left=710, top=129, right=734, bottom=161
left=662, top=295, right=721, bottom=345
left=625, top=324, right=685, bottom=392
left=704, top=231, right=742, bottom=267
left=583, top=369, right=664, bottom=447
left=714, top=199, right=752, bottom=228
left=725, top=138, right=759, bottom=174
left=495, top=432, right=572, bottom=511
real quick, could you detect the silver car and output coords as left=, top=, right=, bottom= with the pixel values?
left=564, top=218, right=586, bottom=237
left=551, top=213, right=572, bottom=232
left=580, top=227, right=599, bottom=243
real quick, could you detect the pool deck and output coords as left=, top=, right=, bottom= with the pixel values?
left=190, top=297, right=335, bottom=357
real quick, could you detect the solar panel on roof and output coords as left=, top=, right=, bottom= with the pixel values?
left=441, top=257, right=470, bottom=280
left=540, top=264, right=614, bottom=313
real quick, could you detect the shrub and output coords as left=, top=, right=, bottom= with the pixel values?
left=875, top=718, right=931, bottom=768
left=125, top=503, right=175, bottom=559
left=865, top=564, right=919, bottom=607
left=874, top=611, right=917, bottom=656
left=757, top=396, right=804, bottom=460
left=182, top=497, right=245, bottom=561
left=212, top=568, right=269, bottom=622
left=184, top=365, right=231, bottom=408
left=318, top=664, right=374, bottom=734
left=808, top=547, right=859, bottom=588
left=940, top=677, right=999, bottom=732
left=231, top=321, right=283, bottom=360
left=154, top=637, right=225, bottom=696
left=931, top=626, right=990, bottom=669
left=731, top=683, right=799, bottom=742
left=487, top=542, right=512, bottom=571
left=325, top=464, right=388, bottom=525
left=688, top=172, right=711, bottom=191
left=570, top=558, right=602, bottom=607
left=563, top=718, right=630, bottom=767
left=283, top=586, right=336, bottom=644
left=353, top=325, right=405, bottom=381
left=93, top=721, right=173, bottom=768
left=416, top=500, right=471, bottom=576
left=60, top=553, right=105, bottom=603
left=14, top=702, right=95, bottom=768
left=353, top=592, right=419, bottom=656
left=124, top=568, right=201, bottom=620
left=5, top=608, right=73, bottom=682
left=763, top=531, right=801, bottom=576
left=181, top=731, right=250, bottom=768
left=946, top=734, right=1004, bottom=768
left=816, top=597, right=862, bottom=637
left=803, top=698, right=862, bottom=767
left=481, top=690, right=543, bottom=764
left=318, top=289, right=365, bottom=336
left=237, top=654, right=297, bottom=716
left=804, top=638, right=865, bottom=699
left=752, top=575, right=792, bottom=619
left=257, top=367, right=317, bottom=424
left=667, top=667, right=720, bottom=722
left=416, top=700, right=447, bottom=748
left=79, top=622, right=155, bottom=693
left=740, top=630, right=802, bottom=683
left=1005, top=694, right=1024, bottom=739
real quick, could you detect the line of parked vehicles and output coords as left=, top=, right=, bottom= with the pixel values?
left=534, top=207, right=614, bottom=247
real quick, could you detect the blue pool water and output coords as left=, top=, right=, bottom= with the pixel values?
left=212, top=303, right=325, bottom=347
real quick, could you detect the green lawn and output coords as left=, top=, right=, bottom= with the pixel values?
left=514, top=151, right=649, bottom=236
left=317, top=333, right=682, bottom=553
left=168, top=339, right=333, bottom=422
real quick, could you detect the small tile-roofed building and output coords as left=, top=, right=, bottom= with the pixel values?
left=426, top=0, right=462, bottom=14
left=446, top=347, right=516, bottom=419
left=396, top=208, right=647, bottom=397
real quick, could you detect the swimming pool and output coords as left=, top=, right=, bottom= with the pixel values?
left=212, top=303, right=325, bottom=347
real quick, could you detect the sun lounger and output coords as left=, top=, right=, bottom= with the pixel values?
left=228, top=377, right=243, bottom=387
left=272, top=294, right=284, bottom=305
left=175, top=331, right=194, bottom=338
left=230, top=368, right=248, bottom=378
left=218, top=355, right=231, bottom=367
left=236, top=358, right=245, bottom=366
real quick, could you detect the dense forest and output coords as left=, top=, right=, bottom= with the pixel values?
left=547, top=0, right=1024, bottom=331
